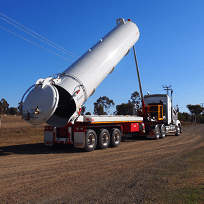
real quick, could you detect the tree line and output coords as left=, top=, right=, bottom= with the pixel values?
left=81, top=91, right=140, bottom=116
left=1, top=95, right=204, bottom=123
left=82, top=93, right=204, bottom=124
left=0, top=98, right=20, bottom=115
left=184, top=104, right=204, bottom=123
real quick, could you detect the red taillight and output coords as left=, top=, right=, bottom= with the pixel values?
left=127, top=19, right=131, bottom=21
left=45, top=126, right=53, bottom=131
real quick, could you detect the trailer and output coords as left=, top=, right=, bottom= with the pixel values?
left=44, top=115, right=143, bottom=151
left=44, top=92, right=182, bottom=152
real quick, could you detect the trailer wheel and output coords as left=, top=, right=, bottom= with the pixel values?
left=154, top=125, right=160, bottom=140
left=160, top=124, right=166, bottom=139
left=175, top=126, right=180, bottom=136
left=110, top=128, right=121, bottom=147
left=97, top=129, right=110, bottom=149
left=84, top=129, right=97, bottom=152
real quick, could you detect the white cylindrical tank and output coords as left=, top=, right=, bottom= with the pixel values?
left=20, top=18, right=140, bottom=127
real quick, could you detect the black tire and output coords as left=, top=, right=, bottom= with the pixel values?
left=180, top=126, right=182, bottom=133
left=84, top=129, right=97, bottom=152
left=97, top=129, right=110, bottom=149
left=110, top=128, right=121, bottom=147
left=175, top=126, right=180, bottom=136
left=160, top=124, right=166, bottom=139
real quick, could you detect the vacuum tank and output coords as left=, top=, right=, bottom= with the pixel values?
left=19, top=18, right=140, bottom=127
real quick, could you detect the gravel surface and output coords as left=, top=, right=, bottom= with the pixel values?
left=0, top=125, right=204, bottom=203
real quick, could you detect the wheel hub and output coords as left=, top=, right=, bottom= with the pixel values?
left=88, top=134, right=95, bottom=148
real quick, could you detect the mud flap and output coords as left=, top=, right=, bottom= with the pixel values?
left=44, top=131, right=53, bottom=146
left=74, top=132, right=85, bottom=148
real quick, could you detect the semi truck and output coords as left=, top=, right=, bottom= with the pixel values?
left=141, top=93, right=182, bottom=140
left=19, top=18, right=182, bottom=152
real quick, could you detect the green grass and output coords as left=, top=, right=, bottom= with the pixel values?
left=175, top=186, right=204, bottom=204
left=146, top=147, right=204, bottom=204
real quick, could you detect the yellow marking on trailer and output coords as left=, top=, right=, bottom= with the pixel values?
left=91, top=121, right=142, bottom=124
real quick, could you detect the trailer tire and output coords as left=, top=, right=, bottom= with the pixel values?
left=110, top=128, right=121, bottom=147
left=84, top=129, right=97, bottom=152
left=160, top=124, right=166, bottom=139
left=175, top=126, right=180, bottom=136
left=97, top=129, right=110, bottom=149
left=154, top=125, right=160, bottom=140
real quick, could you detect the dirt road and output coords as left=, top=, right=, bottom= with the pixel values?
left=0, top=125, right=204, bottom=203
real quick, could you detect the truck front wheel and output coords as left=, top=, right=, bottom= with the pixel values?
left=85, top=129, right=97, bottom=152
left=110, top=128, right=121, bottom=147
left=160, top=124, right=166, bottom=139
left=154, top=125, right=160, bottom=140
left=97, top=129, right=110, bottom=149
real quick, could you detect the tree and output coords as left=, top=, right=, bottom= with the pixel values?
left=85, top=112, right=91, bottom=115
left=0, top=102, right=3, bottom=114
left=186, top=104, right=204, bottom=123
left=129, top=91, right=140, bottom=105
left=114, top=91, right=140, bottom=115
left=114, top=102, right=134, bottom=115
left=182, top=112, right=190, bottom=121
left=0, top=98, right=9, bottom=114
left=93, top=96, right=115, bottom=115
left=178, top=112, right=190, bottom=121
left=196, top=114, right=204, bottom=123
left=9, top=107, right=20, bottom=115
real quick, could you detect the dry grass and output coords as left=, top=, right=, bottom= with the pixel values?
left=0, top=115, right=199, bottom=148
left=0, top=115, right=47, bottom=147
left=0, top=115, right=47, bottom=128
left=181, top=121, right=199, bottom=126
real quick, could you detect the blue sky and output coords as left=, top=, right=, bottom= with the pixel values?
left=1, top=0, right=204, bottom=114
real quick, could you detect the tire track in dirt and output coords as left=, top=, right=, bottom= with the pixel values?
left=0, top=125, right=204, bottom=203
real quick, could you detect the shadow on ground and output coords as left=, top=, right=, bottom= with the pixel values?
left=0, top=134, right=180, bottom=156
left=0, top=143, right=84, bottom=156
left=122, top=134, right=178, bottom=142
